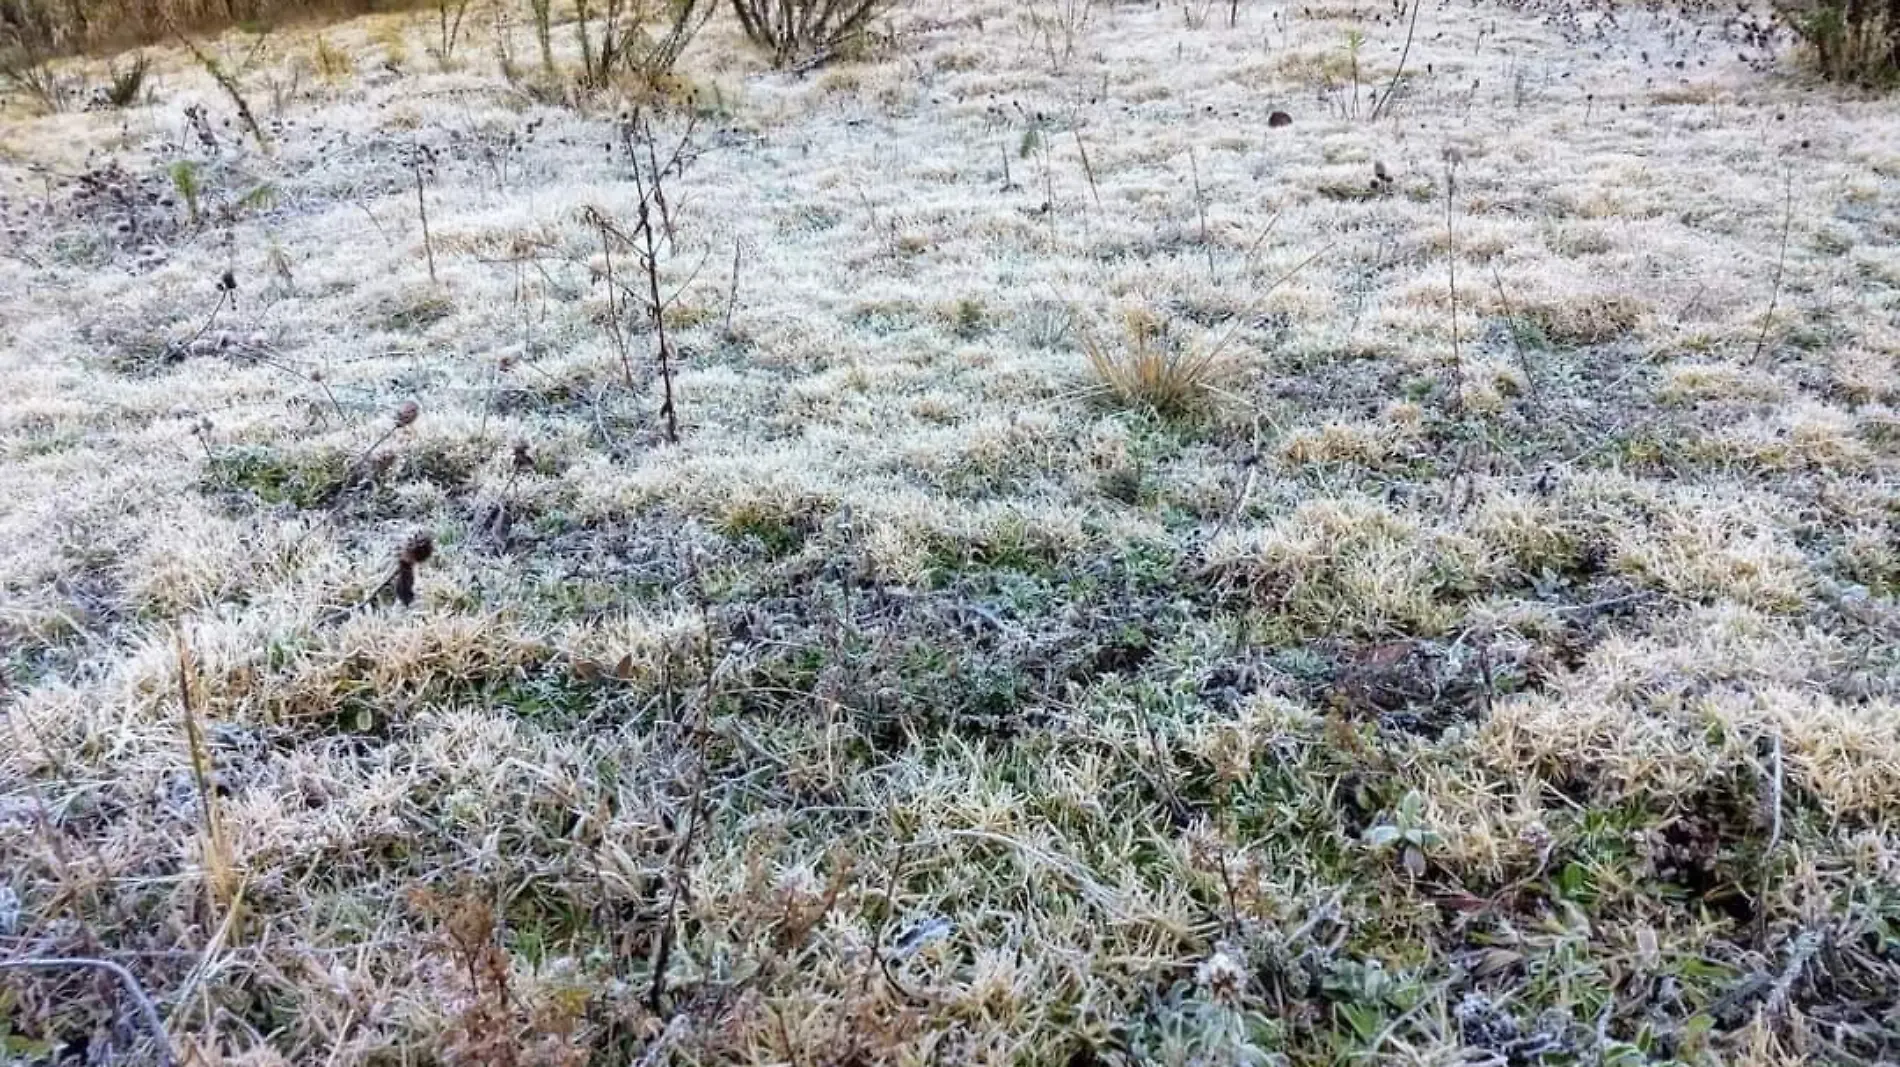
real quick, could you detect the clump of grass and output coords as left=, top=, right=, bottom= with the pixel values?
left=174, top=630, right=238, bottom=914
left=103, top=52, right=149, bottom=106
left=0, top=33, right=78, bottom=112
left=375, top=288, right=455, bottom=332
left=722, top=499, right=809, bottom=557
left=203, top=444, right=352, bottom=508
left=311, top=34, right=352, bottom=80
left=1205, top=495, right=1484, bottom=637
left=1080, top=246, right=1324, bottom=417
left=372, top=18, right=410, bottom=68
left=1279, top=415, right=1420, bottom=469
left=407, top=887, right=586, bottom=1065
left=1511, top=291, right=1647, bottom=347
left=168, top=160, right=202, bottom=224
left=1080, top=307, right=1237, bottom=418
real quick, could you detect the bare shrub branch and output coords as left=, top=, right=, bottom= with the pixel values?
left=730, top=0, right=892, bottom=68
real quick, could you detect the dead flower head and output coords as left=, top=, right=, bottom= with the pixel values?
left=400, top=531, right=435, bottom=566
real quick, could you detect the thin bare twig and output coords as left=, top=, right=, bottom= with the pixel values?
left=645, top=789, right=701, bottom=1009
left=871, top=839, right=930, bottom=1005
left=412, top=143, right=438, bottom=284
left=1190, top=146, right=1214, bottom=280
left=1751, top=169, right=1793, bottom=364
left=1552, top=589, right=1654, bottom=618
left=1072, top=120, right=1101, bottom=213
left=173, top=286, right=232, bottom=357
left=723, top=236, right=743, bottom=337
left=1443, top=155, right=1464, bottom=412
left=1369, top=0, right=1422, bottom=121
left=589, top=209, right=637, bottom=391
left=1475, top=634, right=1494, bottom=719
left=350, top=195, right=392, bottom=247
left=1489, top=261, right=1540, bottom=407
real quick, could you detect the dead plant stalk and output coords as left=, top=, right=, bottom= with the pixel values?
left=1073, top=123, right=1102, bottom=212
left=1751, top=169, right=1793, bottom=364
left=588, top=111, right=700, bottom=443
left=1190, top=146, right=1214, bottom=279
left=1444, top=155, right=1464, bottom=410
left=413, top=143, right=438, bottom=285
left=1490, top=261, right=1540, bottom=407
left=174, top=631, right=237, bottom=915
left=637, top=194, right=681, bottom=444
left=172, top=30, right=269, bottom=150
left=1370, top=0, right=1421, bottom=120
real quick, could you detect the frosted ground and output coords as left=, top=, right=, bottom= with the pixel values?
left=3, top=0, right=1900, bottom=1062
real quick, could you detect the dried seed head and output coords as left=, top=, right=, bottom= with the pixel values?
left=511, top=439, right=532, bottom=471
left=498, top=354, right=517, bottom=372
left=400, top=530, right=435, bottom=566
left=394, top=400, right=420, bottom=427
left=1195, top=949, right=1247, bottom=1006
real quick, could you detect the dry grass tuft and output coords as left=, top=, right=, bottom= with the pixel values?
left=1511, top=291, right=1649, bottom=346
left=1079, top=308, right=1239, bottom=418
left=1207, top=496, right=1483, bottom=637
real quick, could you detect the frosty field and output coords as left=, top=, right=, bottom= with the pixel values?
left=3, top=0, right=1900, bottom=1062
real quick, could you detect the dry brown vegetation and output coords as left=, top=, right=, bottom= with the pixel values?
left=1772, top=0, right=1900, bottom=83
left=4, top=0, right=1900, bottom=1064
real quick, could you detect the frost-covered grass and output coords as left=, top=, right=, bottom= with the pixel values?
left=3, top=0, right=1900, bottom=1063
